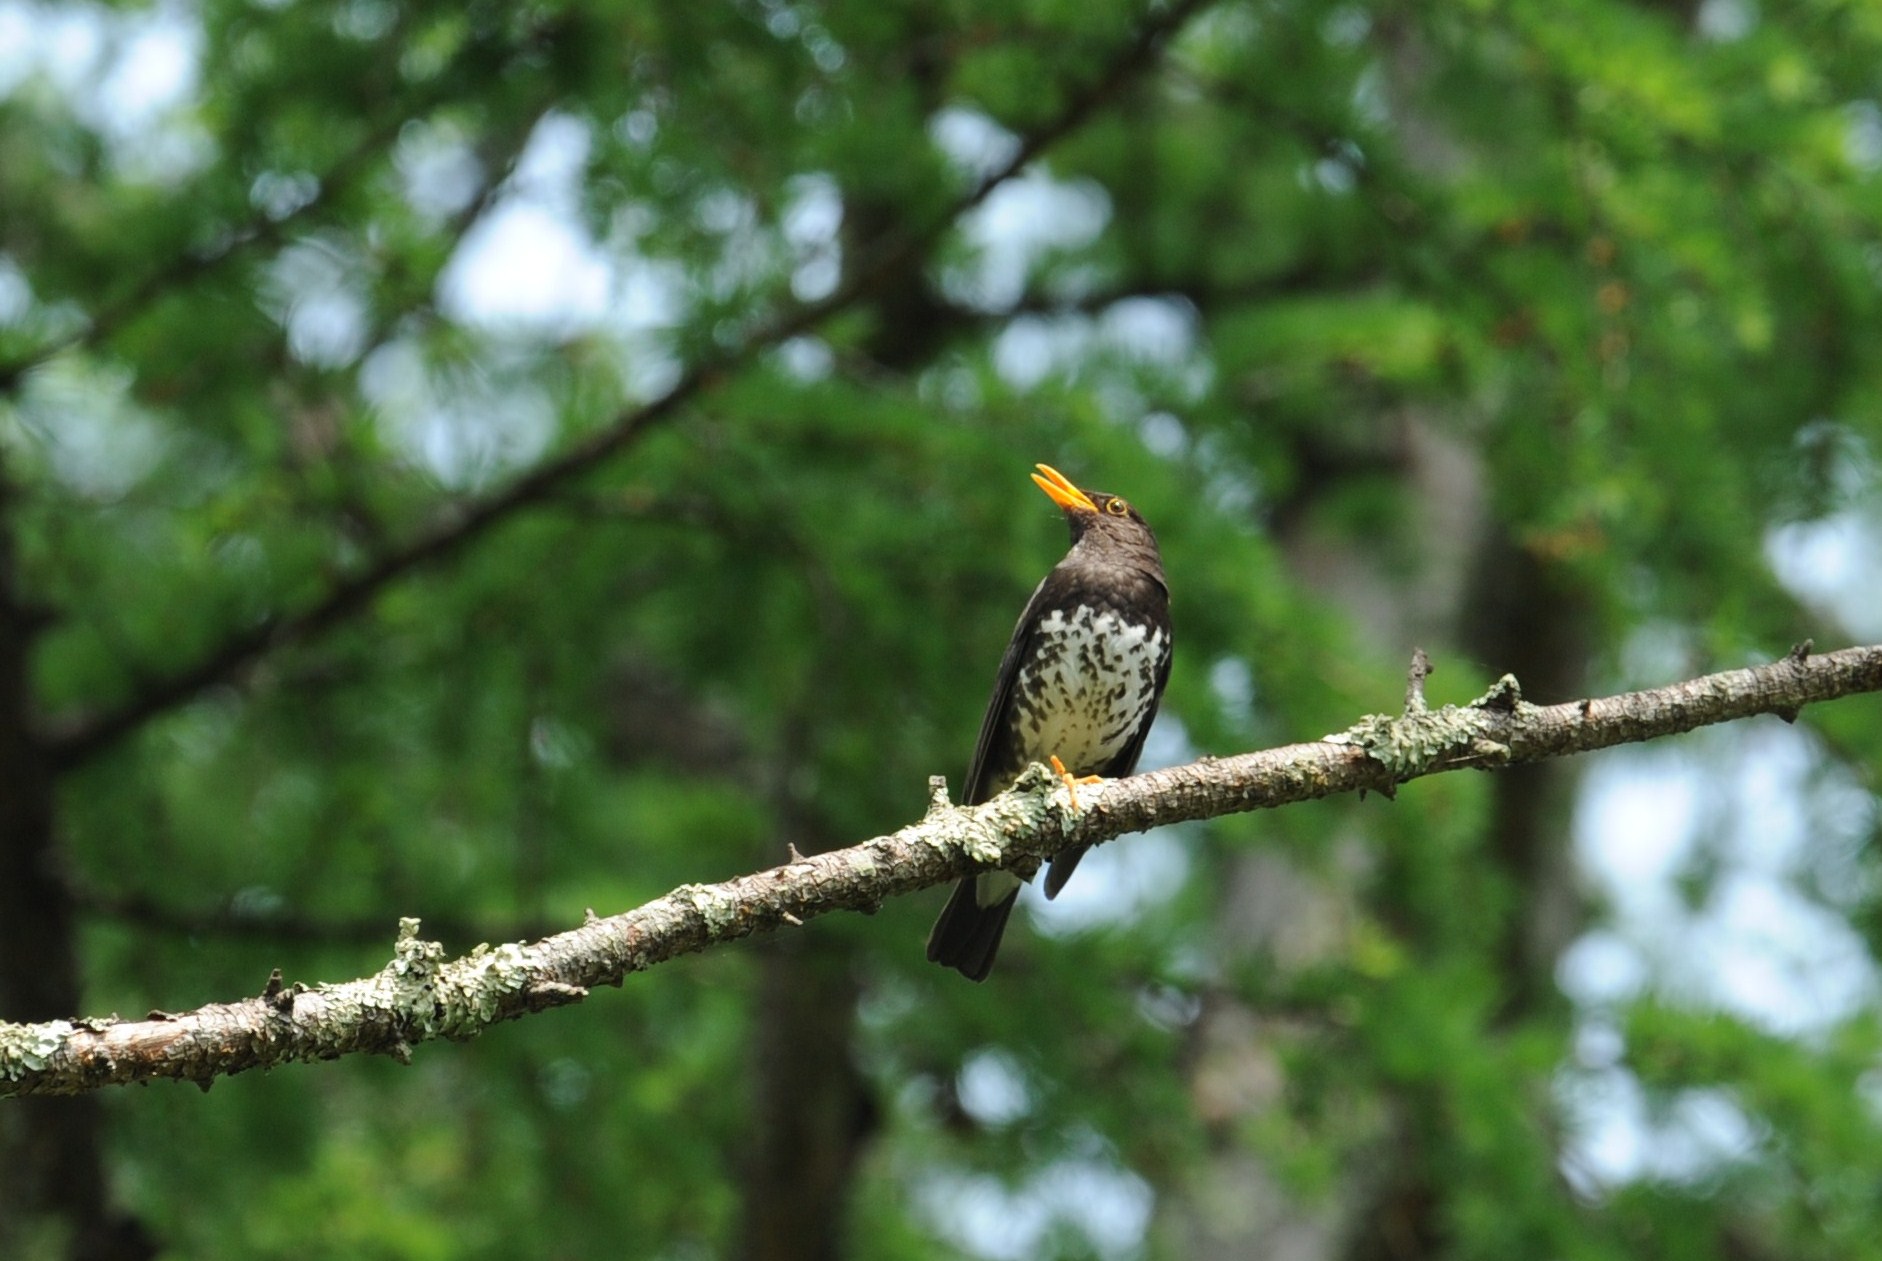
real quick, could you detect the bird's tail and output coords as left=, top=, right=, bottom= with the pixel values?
left=926, top=876, right=1020, bottom=982
left=1041, top=843, right=1091, bottom=899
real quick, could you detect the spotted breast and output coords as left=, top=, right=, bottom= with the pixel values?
left=1006, top=604, right=1169, bottom=793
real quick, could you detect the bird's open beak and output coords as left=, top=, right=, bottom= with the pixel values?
left=1031, top=463, right=1098, bottom=514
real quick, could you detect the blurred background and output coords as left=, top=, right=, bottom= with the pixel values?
left=6, top=0, right=1882, bottom=1257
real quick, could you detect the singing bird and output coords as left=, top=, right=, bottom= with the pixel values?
left=926, top=464, right=1173, bottom=981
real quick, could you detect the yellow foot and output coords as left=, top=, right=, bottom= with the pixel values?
left=1049, top=756, right=1105, bottom=810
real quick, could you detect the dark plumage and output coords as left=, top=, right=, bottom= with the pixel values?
left=926, top=464, right=1173, bottom=981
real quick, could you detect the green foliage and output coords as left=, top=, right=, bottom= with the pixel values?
left=6, top=0, right=1882, bottom=1256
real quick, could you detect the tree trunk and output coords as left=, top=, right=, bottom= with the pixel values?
left=738, top=932, right=875, bottom=1261
left=0, top=477, right=153, bottom=1259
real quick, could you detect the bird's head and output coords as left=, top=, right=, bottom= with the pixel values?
left=1031, top=463, right=1155, bottom=544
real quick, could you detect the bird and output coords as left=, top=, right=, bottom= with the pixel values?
left=926, top=463, right=1173, bottom=981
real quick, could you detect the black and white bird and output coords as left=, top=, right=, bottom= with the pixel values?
left=926, top=464, right=1173, bottom=981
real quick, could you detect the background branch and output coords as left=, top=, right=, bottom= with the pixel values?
left=8, top=642, right=1879, bottom=1098
left=42, top=0, right=1215, bottom=772
left=0, top=0, right=518, bottom=398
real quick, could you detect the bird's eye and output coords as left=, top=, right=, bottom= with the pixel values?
left=1105, top=498, right=1129, bottom=516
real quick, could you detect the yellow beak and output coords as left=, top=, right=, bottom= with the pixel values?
left=1031, top=463, right=1098, bottom=514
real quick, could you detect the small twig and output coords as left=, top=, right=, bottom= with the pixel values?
left=1405, top=647, right=1433, bottom=713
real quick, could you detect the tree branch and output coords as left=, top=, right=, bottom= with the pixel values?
left=61, top=874, right=556, bottom=949
left=43, top=0, right=1215, bottom=772
left=7, top=642, right=1880, bottom=1098
left=0, top=126, right=389, bottom=397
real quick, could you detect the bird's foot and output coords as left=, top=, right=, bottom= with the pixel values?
left=1049, top=756, right=1104, bottom=811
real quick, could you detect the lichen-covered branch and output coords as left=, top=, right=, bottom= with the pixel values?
left=5, top=642, right=1880, bottom=1098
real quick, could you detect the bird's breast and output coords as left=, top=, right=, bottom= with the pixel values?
left=1010, top=604, right=1168, bottom=774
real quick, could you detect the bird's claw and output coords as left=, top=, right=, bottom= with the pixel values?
left=1049, top=755, right=1104, bottom=811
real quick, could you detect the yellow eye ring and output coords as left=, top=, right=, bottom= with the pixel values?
left=1105, top=498, right=1129, bottom=516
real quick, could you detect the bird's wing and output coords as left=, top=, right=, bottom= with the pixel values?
left=961, top=571, right=1058, bottom=806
